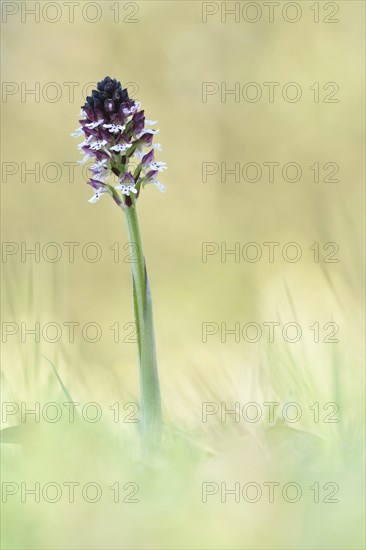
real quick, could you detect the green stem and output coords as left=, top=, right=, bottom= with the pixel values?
left=122, top=197, right=162, bottom=453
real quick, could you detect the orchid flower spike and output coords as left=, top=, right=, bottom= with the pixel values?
left=72, top=76, right=167, bottom=206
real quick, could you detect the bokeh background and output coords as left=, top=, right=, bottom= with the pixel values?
left=1, top=1, right=365, bottom=549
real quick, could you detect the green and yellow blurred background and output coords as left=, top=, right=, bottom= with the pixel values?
left=1, top=1, right=365, bottom=548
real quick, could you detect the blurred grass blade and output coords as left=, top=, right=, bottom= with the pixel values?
left=42, top=355, right=76, bottom=407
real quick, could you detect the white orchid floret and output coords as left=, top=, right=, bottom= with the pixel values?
left=154, top=180, right=166, bottom=192
left=110, top=143, right=133, bottom=152
left=78, top=135, right=93, bottom=150
left=85, top=119, right=104, bottom=129
left=88, top=187, right=110, bottom=203
left=116, top=172, right=138, bottom=196
left=71, top=128, right=84, bottom=138
left=145, top=120, right=158, bottom=126
left=144, top=170, right=166, bottom=193
left=103, top=123, right=126, bottom=133
left=90, top=159, right=110, bottom=181
left=90, top=159, right=108, bottom=170
left=90, top=139, right=108, bottom=151
left=149, top=162, right=167, bottom=172
left=122, top=101, right=141, bottom=116
left=116, top=184, right=138, bottom=196
left=77, top=153, right=92, bottom=165
left=94, top=169, right=111, bottom=182
left=136, top=128, right=160, bottom=139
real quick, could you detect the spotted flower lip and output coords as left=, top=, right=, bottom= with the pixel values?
left=72, top=76, right=167, bottom=205
left=116, top=172, right=138, bottom=196
left=110, top=143, right=133, bottom=153
left=87, top=179, right=110, bottom=203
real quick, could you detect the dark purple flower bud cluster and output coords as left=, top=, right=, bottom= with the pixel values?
left=72, top=76, right=167, bottom=206
left=85, top=77, right=130, bottom=114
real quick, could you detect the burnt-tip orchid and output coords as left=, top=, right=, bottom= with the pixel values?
left=73, top=77, right=164, bottom=455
